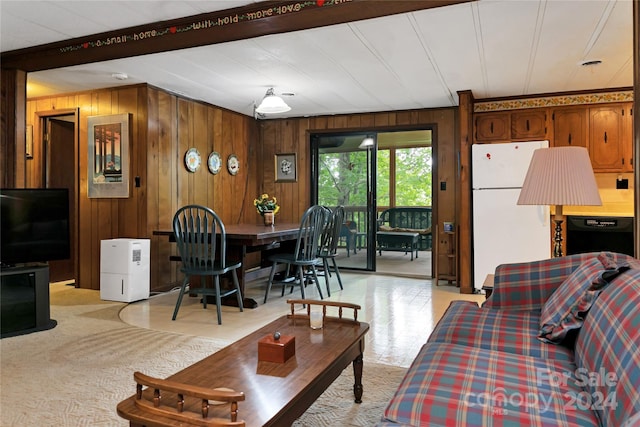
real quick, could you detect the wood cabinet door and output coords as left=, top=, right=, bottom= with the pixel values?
left=589, top=104, right=626, bottom=171
left=552, top=107, right=588, bottom=148
left=511, top=109, right=547, bottom=140
left=475, top=112, right=510, bottom=142
left=623, top=105, right=633, bottom=172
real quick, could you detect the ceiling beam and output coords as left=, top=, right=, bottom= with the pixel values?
left=1, top=0, right=471, bottom=72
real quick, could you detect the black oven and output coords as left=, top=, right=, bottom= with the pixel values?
left=566, top=216, right=634, bottom=256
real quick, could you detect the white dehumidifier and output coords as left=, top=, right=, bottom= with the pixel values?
left=100, top=238, right=150, bottom=302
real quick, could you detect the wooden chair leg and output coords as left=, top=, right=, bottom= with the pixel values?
left=331, top=258, right=344, bottom=290
left=172, top=276, right=190, bottom=320
left=231, top=269, right=243, bottom=312
left=297, top=266, right=306, bottom=300
left=310, top=265, right=323, bottom=300
left=202, top=276, right=208, bottom=309
left=214, top=275, right=222, bottom=325
left=322, top=259, right=331, bottom=297
left=263, top=262, right=278, bottom=304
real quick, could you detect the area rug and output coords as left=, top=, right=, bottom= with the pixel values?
left=0, top=285, right=406, bottom=426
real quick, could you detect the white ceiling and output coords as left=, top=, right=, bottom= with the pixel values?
left=1, top=0, right=634, bottom=119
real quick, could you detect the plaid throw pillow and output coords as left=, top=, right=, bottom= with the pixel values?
left=538, top=253, right=628, bottom=344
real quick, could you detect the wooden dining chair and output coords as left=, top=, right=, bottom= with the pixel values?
left=172, top=205, right=243, bottom=324
left=316, top=205, right=345, bottom=297
left=263, top=205, right=328, bottom=303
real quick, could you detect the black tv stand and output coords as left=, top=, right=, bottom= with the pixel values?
left=1, top=264, right=57, bottom=338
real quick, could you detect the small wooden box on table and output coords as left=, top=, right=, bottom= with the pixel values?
left=258, top=334, right=295, bottom=363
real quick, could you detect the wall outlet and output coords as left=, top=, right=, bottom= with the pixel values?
left=616, top=178, right=628, bottom=189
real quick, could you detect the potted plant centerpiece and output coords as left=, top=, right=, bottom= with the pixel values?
left=254, top=193, right=280, bottom=226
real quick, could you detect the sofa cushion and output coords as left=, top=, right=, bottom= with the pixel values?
left=538, top=253, right=625, bottom=344
left=429, top=301, right=574, bottom=363
left=483, top=253, right=601, bottom=312
left=574, top=267, right=640, bottom=427
left=379, top=342, right=599, bottom=427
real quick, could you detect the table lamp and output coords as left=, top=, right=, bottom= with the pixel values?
left=517, top=146, right=602, bottom=257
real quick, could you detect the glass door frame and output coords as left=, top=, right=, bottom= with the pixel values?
left=310, top=131, right=378, bottom=272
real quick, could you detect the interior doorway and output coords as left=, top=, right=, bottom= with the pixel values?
left=39, top=111, right=78, bottom=284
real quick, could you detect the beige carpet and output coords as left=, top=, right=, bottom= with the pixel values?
left=0, top=285, right=406, bottom=426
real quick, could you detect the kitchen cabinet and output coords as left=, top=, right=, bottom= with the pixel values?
left=511, top=109, right=547, bottom=140
left=589, top=103, right=633, bottom=172
left=552, top=103, right=632, bottom=172
left=552, top=107, right=588, bottom=148
left=625, top=105, right=634, bottom=172
left=477, top=102, right=633, bottom=172
left=475, top=112, right=510, bottom=142
left=475, top=109, right=548, bottom=142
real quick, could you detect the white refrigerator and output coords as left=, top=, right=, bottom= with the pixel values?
left=472, top=141, right=551, bottom=290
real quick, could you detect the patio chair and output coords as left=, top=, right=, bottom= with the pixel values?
left=340, top=220, right=365, bottom=256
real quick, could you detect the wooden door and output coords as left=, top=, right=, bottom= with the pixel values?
left=589, top=104, right=626, bottom=171
left=552, top=107, right=588, bottom=148
left=46, top=117, right=77, bottom=283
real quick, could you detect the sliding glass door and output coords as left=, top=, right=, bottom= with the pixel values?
left=311, top=128, right=434, bottom=276
left=311, top=133, right=376, bottom=271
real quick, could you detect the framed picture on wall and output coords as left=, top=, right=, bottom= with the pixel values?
left=87, top=113, right=131, bottom=198
left=275, top=153, right=297, bottom=182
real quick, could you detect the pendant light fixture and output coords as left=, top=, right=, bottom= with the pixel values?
left=358, top=135, right=375, bottom=149
left=255, top=88, right=291, bottom=114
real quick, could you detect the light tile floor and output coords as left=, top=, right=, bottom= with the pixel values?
left=119, top=273, right=485, bottom=368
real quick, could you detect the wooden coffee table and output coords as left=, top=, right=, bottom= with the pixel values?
left=117, top=300, right=369, bottom=426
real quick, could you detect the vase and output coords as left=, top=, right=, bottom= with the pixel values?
left=263, top=211, right=274, bottom=226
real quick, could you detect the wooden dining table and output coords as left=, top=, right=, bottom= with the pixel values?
left=154, top=223, right=302, bottom=308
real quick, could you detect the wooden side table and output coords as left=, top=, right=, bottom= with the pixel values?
left=434, top=224, right=457, bottom=286
left=482, top=274, right=494, bottom=299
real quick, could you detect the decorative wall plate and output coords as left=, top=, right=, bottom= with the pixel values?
left=184, top=148, right=201, bottom=172
left=227, top=154, right=240, bottom=175
left=208, top=151, right=222, bottom=174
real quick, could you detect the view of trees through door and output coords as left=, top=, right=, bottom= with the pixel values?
left=312, top=129, right=433, bottom=277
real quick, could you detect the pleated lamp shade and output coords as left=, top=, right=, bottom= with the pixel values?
left=517, top=146, right=602, bottom=215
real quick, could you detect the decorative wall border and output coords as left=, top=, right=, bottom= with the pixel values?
left=58, top=0, right=348, bottom=54
left=474, top=90, right=634, bottom=113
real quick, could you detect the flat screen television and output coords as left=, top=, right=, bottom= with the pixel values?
left=1, top=188, right=70, bottom=266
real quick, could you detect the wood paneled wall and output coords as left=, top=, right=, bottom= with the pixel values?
left=25, top=84, right=258, bottom=291
left=145, top=87, right=258, bottom=292
left=259, top=108, right=459, bottom=280
left=26, top=86, right=149, bottom=289
left=1, top=69, right=26, bottom=188
left=24, top=84, right=457, bottom=292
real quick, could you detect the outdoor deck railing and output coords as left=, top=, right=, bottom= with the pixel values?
left=339, top=205, right=432, bottom=251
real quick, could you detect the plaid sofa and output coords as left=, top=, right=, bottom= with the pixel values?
left=376, top=252, right=640, bottom=427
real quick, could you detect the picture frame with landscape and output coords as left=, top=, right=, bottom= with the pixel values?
left=87, top=113, right=131, bottom=198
